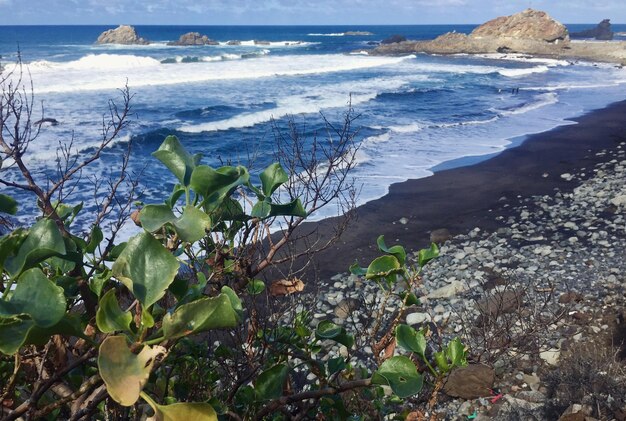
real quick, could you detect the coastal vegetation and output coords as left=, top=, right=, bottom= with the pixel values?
left=0, top=58, right=469, bottom=419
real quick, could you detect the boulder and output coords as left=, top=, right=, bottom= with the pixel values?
left=226, top=40, right=241, bottom=46
left=443, top=364, right=495, bottom=399
left=96, top=25, right=149, bottom=45
left=471, top=9, right=569, bottom=43
left=254, top=40, right=271, bottom=45
left=571, top=19, right=614, bottom=40
left=381, top=34, right=407, bottom=44
left=167, top=32, right=218, bottom=46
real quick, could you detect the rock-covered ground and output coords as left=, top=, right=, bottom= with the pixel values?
left=297, top=141, right=626, bottom=419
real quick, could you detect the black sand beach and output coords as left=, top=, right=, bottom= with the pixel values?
left=300, top=100, right=626, bottom=280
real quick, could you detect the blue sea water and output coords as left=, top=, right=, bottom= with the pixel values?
left=1, top=24, right=626, bottom=235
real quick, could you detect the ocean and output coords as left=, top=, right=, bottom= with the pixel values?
left=1, top=24, right=626, bottom=234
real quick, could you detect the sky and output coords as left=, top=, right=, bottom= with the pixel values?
left=0, top=0, right=624, bottom=25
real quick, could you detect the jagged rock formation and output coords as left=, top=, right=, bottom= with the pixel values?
left=370, top=9, right=626, bottom=65
left=96, top=25, right=150, bottom=45
left=470, top=9, right=569, bottom=43
left=571, top=19, right=614, bottom=40
left=381, top=34, right=407, bottom=44
left=167, top=32, right=219, bottom=46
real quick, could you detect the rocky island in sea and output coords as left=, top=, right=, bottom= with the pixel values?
left=371, top=8, right=626, bottom=65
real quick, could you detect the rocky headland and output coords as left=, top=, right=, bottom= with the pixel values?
left=371, top=9, right=626, bottom=65
left=96, top=25, right=150, bottom=45
left=571, top=19, right=614, bottom=40
left=167, top=32, right=219, bottom=46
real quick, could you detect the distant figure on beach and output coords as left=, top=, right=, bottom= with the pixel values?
left=511, top=87, right=520, bottom=94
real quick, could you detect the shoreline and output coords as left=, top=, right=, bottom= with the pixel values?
left=296, top=99, right=626, bottom=281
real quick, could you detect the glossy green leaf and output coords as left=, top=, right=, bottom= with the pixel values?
left=165, top=185, right=186, bottom=209
left=152, top=135, right=199, bottom=186
left=190, top=165, right=249, bottom=202
left=162, top=291, right=241, bottom=340
left=246, top=279, right=266, bottom=295
left=0, top=229, right=28, bottom=273
left=418, top=243, right=439, bottom=268
left=139, top=204, right=176, bottom=233
left=376, top=235, right=406, bottom=265
left=5, top=218, right=66, bottom=276
left=372, top=356, right=423, bottom=398
left=395, top=324, right=427, bottom=357
left=446, top=338, right=467, bottom=368
left=96, top=289, right=133, bottom=334
left=143, top=395, right=217, bottom=421
left=90, top=269, right=111, bottom=297
left=250, top=199, right=271, bottom=219
left=254, top=363, right=288, bottom=401
left=365, top=255, right=402, bottom=280
left=434, top=351, right=449, bottom=373
left=0, top=268, right=66, bottom=328
left=260, top=162, right=288, bottom=196
left=268, top=198, right=307, bottom=218
left=0, top=193, right=17, bottom=215
left=172, top=205, right=211, bottom=243
left=24, top=314, right=86, bottom=346
left=85, top=225, right=104, bottom=254
left=221, top=286, right=243, bottom=318
left=349, top=262, right=367, bottom=276
left=328, top=357, right=347, bottom=375
left=399, top=291, right=420, bottom=306
left=112, top=232, right=180, bottom=307
left=98, top=335, right=166, bottom=406
left=0, top=316, right=35, bottom=355
left=315, top=320, right=354, bottom=348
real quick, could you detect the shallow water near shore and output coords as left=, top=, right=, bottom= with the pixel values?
left=1, top=24, right=626, bottom=235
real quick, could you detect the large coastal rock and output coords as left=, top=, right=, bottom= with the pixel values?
left=571, top=19, right=614, bottom=40
left=167, top=32, right=218, bottom=46
left=470, top=9, right=569, bottom=43
left=96, top=25, right=149, bottom=45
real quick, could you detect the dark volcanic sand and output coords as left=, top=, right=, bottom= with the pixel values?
left=288, top=100, right=626, bottom=281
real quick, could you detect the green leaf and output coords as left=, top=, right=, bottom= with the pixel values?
left=0, top=316, right=35, bottom=355
left=315, top=320, right=354, bottom=348
left=85, top=225, right=104, bottom=254
left=90, top=269, right=111, bottom=297
left=365, top=255, right=402, bottom=280
left=372, top=356, right=423, bottom=398
left=112, top=232, right=180, bottom=307
left=0, top=193, right=17, bottom=215
left=250, top=199, right=271, bottom=219
left=254, top=364, right=288, bottom=401
left=434, top=351, right=449, bottom=373
left=446, top=338, right=467, bottom=368
left=268, top=198, right=307, bottom=218
left=0, top=229, right=28, bottom=273
left=143, top=397, right=217, bottom=421
left=260, top=162, right=288, bottom=197
left=0, top=268, right=66, bottom=328
left=190, top=165, right=249, bottom=203
left=395, top=324, right=427, bottom=357
left=98, top=336, right=166, bottom=406
left=246, top=279, right=266, bottom=295
left=399, top=291, right=420, bottom=306
left=349, top=262, right=367, bottom=276
left=152, top=135, right=198, bottom=186
left=172, top=205, right=211, bottom=243
left=328, top=357, right=347, bottom=375
left=5, top=218, right=66, bottom=276
left=376, top=235, right=406, bottom=265
left=139, top=204, right=176, bottom=233
left=162, top=291, right=241, bottom=340
left=96, top=289, right=133, bottom=334
left=24, top=314, right=86, bottom=347
left=418, top=243, right=439, bottom=268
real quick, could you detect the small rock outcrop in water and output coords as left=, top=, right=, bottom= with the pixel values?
left=167, top=32, right=219, bottom=46
left=96, top=25, right=149, bottom=45
left=381, top=34, right=407, bottom=44
left=344, top=31, right=374, bottom=36
left=571, top=19, right=614, bottom=40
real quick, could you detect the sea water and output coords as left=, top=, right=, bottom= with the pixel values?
left=1, top=24, right=626, bottom=234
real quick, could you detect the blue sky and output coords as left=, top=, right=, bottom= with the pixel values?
left=0, top=0, right=624, bottom=25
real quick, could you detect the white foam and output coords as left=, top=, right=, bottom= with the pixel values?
left=498, top=65, right=550, bottom=77
left=307, top=33, right=345, bottom=36
left=219, top=40, right=317, bottom=47
left=24, top=54, right=412, bottom=94
left=495, top=92, right=559, bottom=116
left=388, top=122, right=425, bottom=133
